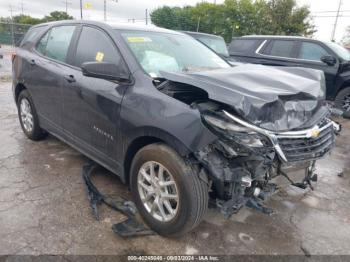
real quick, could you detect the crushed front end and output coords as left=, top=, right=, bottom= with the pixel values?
left=193, top=101, right=341, bottom=218
left=158, top=64, right=342, bottom=218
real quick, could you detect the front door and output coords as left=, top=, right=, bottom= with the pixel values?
left=296, top=41, right=339, bottom=98
left=62, top=25, right=128, bottom=168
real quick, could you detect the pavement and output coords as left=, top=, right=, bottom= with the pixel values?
left=0, top=80, right=350, bottom=256
left=0, top=45, right=14, bottom=81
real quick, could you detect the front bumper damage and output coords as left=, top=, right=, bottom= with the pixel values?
left=193, top=110, right=341, bottom=218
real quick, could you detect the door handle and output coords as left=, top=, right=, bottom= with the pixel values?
left=29, top=59, right=35, bottom=66
left=64, top=75, right=76, bottom=83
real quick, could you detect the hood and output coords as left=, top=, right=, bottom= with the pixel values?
left=160, top=64, right=328, bottom=132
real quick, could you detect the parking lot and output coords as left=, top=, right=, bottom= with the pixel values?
left=0, top=78, right=349, bottom=256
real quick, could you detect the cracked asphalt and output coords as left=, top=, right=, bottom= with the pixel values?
left=0, top=80, right=350, bottom=255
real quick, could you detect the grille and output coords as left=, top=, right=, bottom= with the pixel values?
left=277, top=121, right=335, bottom=162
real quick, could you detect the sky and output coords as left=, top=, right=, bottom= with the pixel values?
left=0, top=0, right=349, bottom=43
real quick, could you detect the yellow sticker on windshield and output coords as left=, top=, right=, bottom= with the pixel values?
left=95, top=52, right=104, bottom=62
left=127, top=36, right=152, bottom=43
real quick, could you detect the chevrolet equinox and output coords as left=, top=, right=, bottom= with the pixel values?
left=13, top=21, right=340, bottom=236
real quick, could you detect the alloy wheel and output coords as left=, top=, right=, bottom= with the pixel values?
left=20, top=98, right=34, bottom=133
left=343, top=94, right=350, bottom=112
left=137, top=161, right=179, bottom=222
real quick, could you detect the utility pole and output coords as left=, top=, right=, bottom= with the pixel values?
left=9, top=5, right=15, bottom=46
left=19, top=0, right=24, bottom=14
left=80, top=0, right=83, bottom=19
left=62, top=0, right=72, bottom=14
left=103, top=0, right=118, bottom=22
left=104, top=0, right=107, bottom=21
left=331, top=0, right=342, bottom=41
left=196, top=17, right=201, bottom=32
left=145, top=9, right=148, bottom=25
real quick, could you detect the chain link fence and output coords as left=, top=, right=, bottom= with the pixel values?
left=0, top=21, right=32, bottom=46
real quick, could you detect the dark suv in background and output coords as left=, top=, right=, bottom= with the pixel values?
left=182, top=31, right=229, bottom=58
left=229, top=36, right=350, bottom=117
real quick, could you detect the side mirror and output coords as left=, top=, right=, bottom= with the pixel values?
left=81, top=61, right=130, bottom=82
left=321, top=55, right=336, bottom=66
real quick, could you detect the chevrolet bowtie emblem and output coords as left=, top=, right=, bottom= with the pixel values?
left=310, top=128, right=320, bottom=138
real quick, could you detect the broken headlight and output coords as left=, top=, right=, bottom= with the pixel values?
left=203, top=114, right=269, bottom=148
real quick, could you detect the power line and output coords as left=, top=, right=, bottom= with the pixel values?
left=312, top=15, right=350, bottom=18
left=313, top=10, right=350, bottom=13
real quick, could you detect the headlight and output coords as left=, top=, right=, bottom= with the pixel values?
left=202, top=114, right=266, bottom=147
left=203, top=114, right=251, bottom=133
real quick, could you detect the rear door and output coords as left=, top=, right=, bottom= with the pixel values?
left=256, top=39, right=299, bottom=66
left=62, top=25, right=128, bottom=169
left=228, top=38, right=262, bottom=63
left=26, top=25, right=77, bottom=132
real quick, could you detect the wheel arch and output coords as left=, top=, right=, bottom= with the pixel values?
left=14, top=82, right=27, bottom=103
left=122, top=129, right=193, bottom=186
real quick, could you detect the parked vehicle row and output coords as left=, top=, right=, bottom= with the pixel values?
left=228, top=35, right=350, bottom=117
left=13, top=21, right=340, bottom=236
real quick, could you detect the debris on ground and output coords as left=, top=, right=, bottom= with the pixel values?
left=82, top=161, right=155, bottom=237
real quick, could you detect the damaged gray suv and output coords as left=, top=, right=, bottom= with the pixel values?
left=13, top=21, right=340, bottom=236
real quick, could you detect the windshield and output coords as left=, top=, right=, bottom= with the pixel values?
left=121, top=30, right=230, bottom=77
left=325, top=42, right=350, bottom=61
left=195, top=35, right=229, bottom=57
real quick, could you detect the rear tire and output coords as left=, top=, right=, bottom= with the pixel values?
left=17, top=90, right=47, bottom=141
left=335, top=87, right=350, bottom=118
left=130, top=143, right=208, bottom=237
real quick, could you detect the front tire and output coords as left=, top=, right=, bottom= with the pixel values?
left=335, top=87, right=350, bottom=118
left=130, top=143, right=208, bottom=237
left=17, top=90, right=47, bottom=140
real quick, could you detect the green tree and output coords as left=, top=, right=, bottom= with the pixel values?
left=41, top=11, right=73, bottom=22
left=12, top=15, right=42, bottom=25
left=150, top=0, right=315, bottom=42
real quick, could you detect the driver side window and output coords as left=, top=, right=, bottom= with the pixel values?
left=298, top=42, right=329, bottom=61
left=73, top=26, right=122, bottom=67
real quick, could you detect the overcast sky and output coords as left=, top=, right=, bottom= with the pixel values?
left=0, top=0, right=349, bottom=42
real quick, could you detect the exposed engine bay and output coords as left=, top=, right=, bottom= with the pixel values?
left=155, top=64, right=342, bottom=217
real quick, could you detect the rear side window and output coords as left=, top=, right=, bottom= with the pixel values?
left=36, top=25, right=76, bottom=63
left=73, top=26, right=121, bottom=67
left=298, top=42, right=329, bottom=61
left=263, top=40, right=295, bottom=58
left=20, top=26, right=47, bottom=47
left=228, top=39, right=257, bottom=54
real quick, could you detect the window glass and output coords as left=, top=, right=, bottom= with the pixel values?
left=36, top=26, right=76, bottom=62
left=121, top=31, right=229, bottom=77
left=36, top=30, right=49, bottom=55
left=229, top=39, right=257, bottom=54
left=299, top=42, right=329, bottom=61
left=74, top=26, right=121, bottom=67
left=325, top=41, right=350, bottom=60
left=195, top=35, right=229, bottom=57
left=267, top=40, right=295, bottom=58
left=20, top=26, right=47, bottom=47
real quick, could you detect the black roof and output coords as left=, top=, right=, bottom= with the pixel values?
left=32, top=20, right=184, bottom=35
